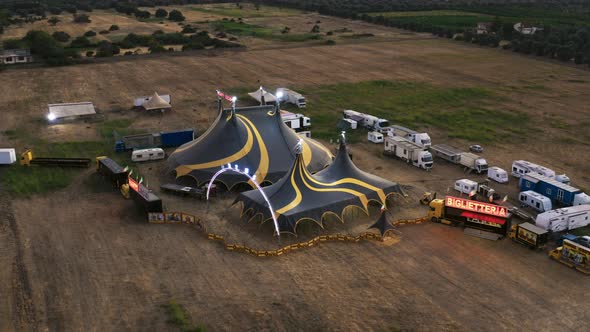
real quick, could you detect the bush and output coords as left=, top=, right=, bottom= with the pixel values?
left=70, top=36, right=93, bottom=48
left=109, top=25, right=119, bottom=31
left=149, top=43, right=166, bottom=53
left=52, top=31, right=71, bottom=42
left=124, top=51, right=133, bottom=56
left=99, top=30, right=109, bottom=35
left=73, top=14, right=91, bottom=23
left=325, top=39, right=335, bottom=45
left=556, top=45, right=574, bottom=62
left=168, top=10, right=185, bottom=22
left=311, top=24, right=320, bottom=33
left=182, top=26, right=197, bottom=34
left=155, top=8, right=168, bottom=18
left=48, top=17, right=60, bottom=26
left=84, top=30, right=96, bottom=37
left=96, top=41, right=114, bottom=57
left=86, top=50, right=94, bottom=57
left=135, top=10, right=151, bottom=19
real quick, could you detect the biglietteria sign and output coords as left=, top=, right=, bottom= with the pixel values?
left=445, top=196, right=508, bottom=218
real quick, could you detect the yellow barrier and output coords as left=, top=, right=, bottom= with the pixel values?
left=151, top=211, right=427, bottom=257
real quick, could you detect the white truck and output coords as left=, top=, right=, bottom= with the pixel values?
left=383, top=136, right=433, bottom=170
left=0, top=148, right=16, bottom=165
left=535, top=204, right=590, bottom=232
left=282, top=88, right=306, bottom=108
left=385, top=125, right=431, bottom=148
left=343, top=110, right=390, bottom=131
left=280, top=110, right=311, bottom=133
left=430, top=144, right=488, bottom=174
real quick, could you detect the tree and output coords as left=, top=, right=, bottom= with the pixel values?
left=135, top=10, right=151, bottom=19
left=109, top=25, right=119, bottom=31
left=84, top=30, right=96, bottom=37
left=182, top=25, right=197, bottom=34
left=86, top=50, right=94, bottom=57
left=22, top=30, right=69, bottom=65
left=311, top=24, right=320, bottom=33
left=155, top=8, right=167, bottom=18
left=48, top=16, right=60, bottom=26
left=52, top=31, right=70, bottom=42
left=96, top=41, right=114, bottom=57
left=556, top=45, right=575, bottom=62
left=168, top=10, right=185, bottom=22
left=149, top=42, right=166, bottom=53
left=73, top=14, right=91, bottom=23
left=70, top=36, right=93, bottom=48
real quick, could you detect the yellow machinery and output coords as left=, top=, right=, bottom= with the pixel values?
left=20, top=149, right=33, bottom=166
left=549, top=240, right=590, bottom=275
left=420, top=192, right=436, bottom=205
left=120, top=184, right=130, bottom=199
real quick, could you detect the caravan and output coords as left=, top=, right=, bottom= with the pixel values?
left=132, top=148, right=165, bottom=162
left=519, top=190, right=552, bottom=212
left=487, top=166, right=508, bottom=183
left=535, top=205, right=590, bottom=231
left=454, top=179, right=478, bottom=195
left=512, top=160, right=556, bottom=179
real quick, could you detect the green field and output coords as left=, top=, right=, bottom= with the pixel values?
left=1, top=119, right=134, bottom=196
left=191, top=3, right=303, bottom=18
left=299, top=80, right=529, bottom=143
left=370, top=6, right=590, bottom=30
left=211, top=20, right=321, bottom=42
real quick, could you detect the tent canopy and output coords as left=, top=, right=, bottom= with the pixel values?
left=248, top=88, right=277, bottom=104
left=167, top=104, right=333, bottom=189
left=142, top=92, right=171, bottom=111
left=234, top=139, right=402, bottom=234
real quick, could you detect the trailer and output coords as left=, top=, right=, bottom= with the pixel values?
left=487, top=166, right=508, bottom=184
left=280, top=110, right=311, bottom=133
left=454, top=179, right=478, bottom=195
left=509, top=222, right=548, bottom=250
left=96, top=157, right=129, bottom=188
left=549, top=239, right=590, bottom=275
left=383, top=136, right=433, bottom=170
left=131, top=148, right=165, bottom=162
left=20, top=149, right=90, bottom=168
left=127, top=177, right=163, bottom=214
left=0, top=148, right=16, bottom=165
left=114, top=128, right=195, bottom=152
left=459, top=152, right=488, bottom=174
left=368, top=131, right=384, bottom=143
left=282, top=88, right=306, bottom=108
left=511, top=160, right=556, bottom=179
left=430, top=144, right=462, bottom=163
left=519, top=190, right=552, bottom=212
left=427, top=196, right=510, bottom=240
left=535, top=204, right=590, bottom=232
left=160, top=183, right=208, bottom=199
left=342, top=110, right=389, bottom=131
left=385, top=125, right=431, bottom=148
left=519, top=173, right=590, bottom=207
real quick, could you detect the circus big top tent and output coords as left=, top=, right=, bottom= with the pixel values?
left=167, top=104, right=333, bottom=189
left=234, top=138, right=402, bottom=234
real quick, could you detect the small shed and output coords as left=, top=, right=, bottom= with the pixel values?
left=47, top=102, right=96, bottom=121
left=140, top=92, right=172, bottom=112
left=1, top=49, right=33, bottom=65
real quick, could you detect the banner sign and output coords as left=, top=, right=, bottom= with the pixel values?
left=128, top=176, right=150, bottom=200
left=445, top=196, right=508, bottom=218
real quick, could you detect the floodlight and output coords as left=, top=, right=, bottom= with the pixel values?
left=276, top=90, right=284, bottom=100
left=231, top=96, right=237, bottom=103
left=244, top=167, right=249, bottom=175
left=47, top=113, right=56, bottom=121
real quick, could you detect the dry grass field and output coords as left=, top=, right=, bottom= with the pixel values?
left=1, top=9, right=590, bottom=332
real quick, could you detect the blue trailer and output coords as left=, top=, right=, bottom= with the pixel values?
left=115, top=129, right=195, bottom=152
left=519, top=173, right=590, bottom=207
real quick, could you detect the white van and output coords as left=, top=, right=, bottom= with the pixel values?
left=368, top=131, right=384, bottom=144
left=487, top=166, right=508, bottom=184
left=132, top=148, right=165, bottom=162
left=519, top=190, right=552, bottom=212
left=454, top=179, right=478, bottom=195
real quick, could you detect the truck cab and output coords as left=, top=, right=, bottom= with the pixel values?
left=427, top=198, right=445, bottom=223
left=417, top=151, right=433, bottom=170
left=409, top=133, right=432, bottom=148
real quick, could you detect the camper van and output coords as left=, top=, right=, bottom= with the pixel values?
left=368, top=131, right=384, bottom=144
left=519, top=190, right=552, bottom=212
left=512, top=160, right=556, bottom=179
left=487, top=166, right=508, bottom=184
left=454, top=179, right=478, bottom=196
left=132, top=148, right=165, bottom=162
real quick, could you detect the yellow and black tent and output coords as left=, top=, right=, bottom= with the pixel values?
left=234, top=139, right=402, bottom=235
left=167, top=104, right=333, bottom=189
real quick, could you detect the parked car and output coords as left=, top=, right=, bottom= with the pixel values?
left=469, top=144, right=483, bottom=153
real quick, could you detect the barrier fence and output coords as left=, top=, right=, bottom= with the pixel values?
left=148, top=212, right=427, bottom=257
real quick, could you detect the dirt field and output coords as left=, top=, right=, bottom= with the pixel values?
left=1, top=13, right=590, bottom=331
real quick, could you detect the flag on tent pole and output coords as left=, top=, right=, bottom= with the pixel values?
left=139, top=177, right=144, bottom=184
left=128, top=169, right=133, bottom=176
left=123, top=166, right=129, bottom=173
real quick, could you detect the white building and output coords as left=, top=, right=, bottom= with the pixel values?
left=1, top=49, right=33, bottom=65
